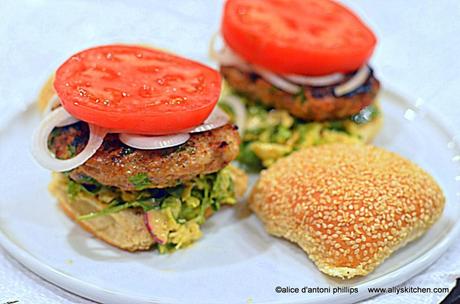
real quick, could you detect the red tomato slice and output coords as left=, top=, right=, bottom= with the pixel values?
left=54, top=45, right=222, bottom=135
left=222, top=0, right=377, bottom=76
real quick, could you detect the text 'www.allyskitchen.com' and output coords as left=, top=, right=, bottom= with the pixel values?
left=274, top=285, right=451, bottom=296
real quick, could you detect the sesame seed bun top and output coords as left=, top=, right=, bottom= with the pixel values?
left=249, top=144, right=445, bottom=279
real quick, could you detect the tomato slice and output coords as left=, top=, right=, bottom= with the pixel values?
left=54, top=45, right=222, bottom=135
left=222, top=0, right=377, bottom=76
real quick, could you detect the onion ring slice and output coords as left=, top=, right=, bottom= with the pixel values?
left=43, top=95, right=60, bottom=116
left=334, top=66, right=370, bottom=97
left=284, top=73, right=345, bottom=87
left=189, top=107, right=229, bottom=133
left=119, top=133, right=190, bottom=150
left=43, top=96, right=79, bottom=127
left=252, top=66, right=301, bottom=94
left=209, top=33, right=251, bottom=72
left=211, top=33, right=371, bottom=94
left=221, top=95, right=247, bottom=135
left=31, top=107, right=107, bottom=172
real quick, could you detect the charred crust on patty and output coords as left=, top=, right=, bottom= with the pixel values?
left=219, top=141, right=229, bottom=148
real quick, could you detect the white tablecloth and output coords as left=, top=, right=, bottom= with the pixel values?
left=0, top=0, right=459, bottom=303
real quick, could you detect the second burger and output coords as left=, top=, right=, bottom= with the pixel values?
left=212, top=0, right=383, bottom=169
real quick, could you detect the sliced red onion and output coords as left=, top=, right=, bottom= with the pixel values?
left=209, top=32, right=223, bottom=63
left=221, top=95, right=247, bottom=135
left=189, top=107, right=229, bottom=133
left=333, top=66, right=370, bottom=97
left=31, top=107, right=107, bottom=172
left=42, top=96, right=79, bottom=127
left=209, top=33, right=251, bottom=72
left=116, top=107, right=230, bottom=150
left=252, top=66, right=301, bottom=94
left=284, top=73, right=345, bottom=87
left=119, top=132, right=190, bottom=150
left=211, top=33, right=371, bottom=95
left=56, top=114, right=79, bottom=127
left=211, top=35, right=300, bottom=93
left=43, top=95, right=61, bottom=115
left=144, top=211, right=168, bottom=244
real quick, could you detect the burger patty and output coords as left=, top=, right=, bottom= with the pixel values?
left=48, top=123, right=240, bottom=191
left=221, top=66, right=380, bottom=122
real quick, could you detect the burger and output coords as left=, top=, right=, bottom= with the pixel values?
left=32, top=45, right=247, bottom=252
left=249, top=144, right=445, bottom=278
left=211, top=0, right=383, bottom=169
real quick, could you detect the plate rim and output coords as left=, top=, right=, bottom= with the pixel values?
left=0, top=86, right=459, bottom=304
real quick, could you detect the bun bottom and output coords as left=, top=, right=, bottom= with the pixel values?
left=49, top=166, right=247, bottom=252
left=49, top=173, right=154, bottom=252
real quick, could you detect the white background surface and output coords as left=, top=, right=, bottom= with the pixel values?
left=0, top=0, right=459, bottom=303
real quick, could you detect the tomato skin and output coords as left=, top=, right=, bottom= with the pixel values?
left=54, top=45, right=221, bottom=135
left=222, top=0, right=377, bottom=76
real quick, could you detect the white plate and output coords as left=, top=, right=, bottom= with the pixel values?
left=0, top=88, right=459, bottom=304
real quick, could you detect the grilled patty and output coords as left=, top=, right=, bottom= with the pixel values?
left=48, top=123, right=240, bottom=191
left=221, top=66, right=380, bottom=122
